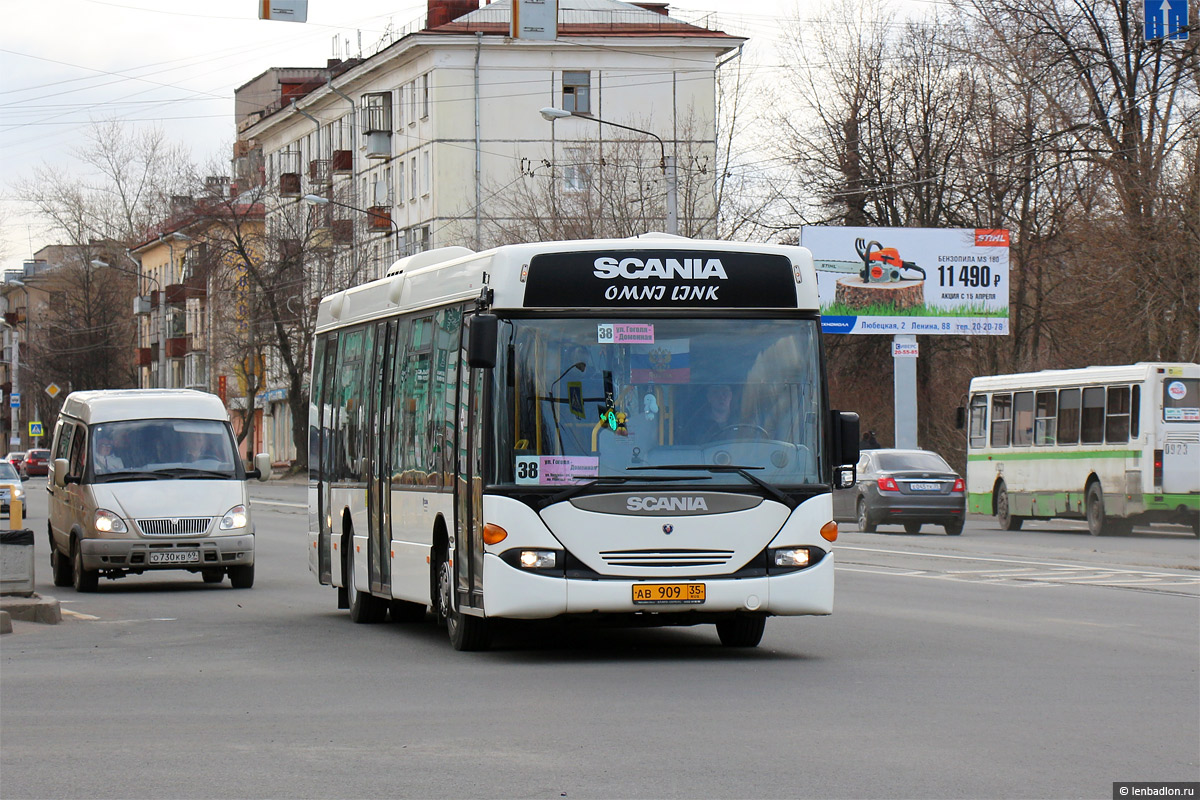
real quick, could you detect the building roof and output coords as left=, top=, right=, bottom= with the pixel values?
left=429, top=0, right=740, bottom=39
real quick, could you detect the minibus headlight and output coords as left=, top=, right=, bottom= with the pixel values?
left=94, top=508, right=127, bottom=534
left=220, top=504, right=249, bottom=530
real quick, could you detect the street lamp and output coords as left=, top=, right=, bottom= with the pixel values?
left=92, top=258, right=166, bottom=389
left=539, top=106, right=678, bottom=236
left=302, top=193, right=401, bottom=237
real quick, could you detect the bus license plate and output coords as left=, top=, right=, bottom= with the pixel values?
left=149, top=551, right=200, bottom=564
left=632, top=583, right=705, bottom=605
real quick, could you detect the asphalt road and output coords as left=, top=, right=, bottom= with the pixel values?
left=2, top=477, right=1197, bottom=799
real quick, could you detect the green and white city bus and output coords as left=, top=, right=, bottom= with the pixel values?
left=964, top=363, right=1199, bottom=536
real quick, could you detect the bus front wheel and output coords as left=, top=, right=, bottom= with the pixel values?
left=716, top=616, right=766, bottom=647
left=996, top=483, right=1023, bottom=531
left=437, top=551, right=490, bottom=651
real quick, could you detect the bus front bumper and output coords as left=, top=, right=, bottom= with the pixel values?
left=481, top=550, right=834, bottom=620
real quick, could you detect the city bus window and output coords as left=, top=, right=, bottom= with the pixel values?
left=1080, top=386, right=1105, bottom=443
left=1057, top=388, right=1080, bottom=444
left=990, top=394, right=1012, bottom=447
left=1105, top=385, right=1130, bottom=443
left=968, top=394, right=987, bottom=449
left=1012, top=391, right=1034, bottom=446
left=1034, top=390, right=1057, bottom=445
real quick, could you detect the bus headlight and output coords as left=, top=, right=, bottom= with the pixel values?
left=220, top=504, right=249, bottom=530
left=94, top=508, right=128, bottom=534
left=519, top=550, right=557, bottom=569
left=772, top=547, right=811, bottom=568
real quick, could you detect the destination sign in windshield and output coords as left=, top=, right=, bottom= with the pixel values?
left=522, top=250, right=799, bottom=309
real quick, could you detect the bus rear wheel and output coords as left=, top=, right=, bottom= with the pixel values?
left=716, top=616, right=766, bottom=648
left=1086, top=483, right=1130, bottom=536
left=437, top=551, right=490, bottom=651
left=996, top=483, right=1023, bottom=531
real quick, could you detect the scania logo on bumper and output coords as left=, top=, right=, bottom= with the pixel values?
left=568, top=492, right=763, bottom=516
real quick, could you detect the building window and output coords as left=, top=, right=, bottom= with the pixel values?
left=422, top=150, right=430, bottom=196
left=410, top=157, right=418, bottom=201
left=563, top=146, right=589, bottom=191
left=562, top=71, right=590, bottom=114
left=421, top=74, right=430, bottom=118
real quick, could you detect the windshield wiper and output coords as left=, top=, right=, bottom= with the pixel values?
left=93, top=471, right=168, bottom=482
left=541, top=474, right=711, bottom=509
left=628, top=464, right=796, bottom=509
left=155, top=468, right=235, bottom=479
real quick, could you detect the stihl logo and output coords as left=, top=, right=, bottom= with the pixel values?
left=975, top=229, right=1010, bottom=247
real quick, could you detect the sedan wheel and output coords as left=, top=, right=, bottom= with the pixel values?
left=857, top=498, right=877, bottom=533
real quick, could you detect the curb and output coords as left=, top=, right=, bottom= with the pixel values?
left=0, top=593, right=63, bottom=629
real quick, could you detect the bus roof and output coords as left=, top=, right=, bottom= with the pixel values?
left=968, top=362, right=1198, bottom=393
left=315, top=234, right=819, bottom=333
left=60, top=389, right=231, bottom=425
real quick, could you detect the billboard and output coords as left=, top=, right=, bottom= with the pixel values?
left=801, top=226, right=1010, bottom=336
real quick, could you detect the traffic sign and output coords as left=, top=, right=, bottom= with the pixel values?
left=9, top=392, right=19, bottom=408
left=45, top=382, right=61, bottom=399
left=1145, top=0, right=1189, bottom=40
left=29, top=422, right=43, bottom=438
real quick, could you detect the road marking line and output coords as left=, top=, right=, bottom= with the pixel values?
left=61, top=609, right=99, bottom=620
left=837, top=544, right=1195, bottom=578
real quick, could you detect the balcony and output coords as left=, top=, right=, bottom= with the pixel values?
left=309, top=159, right=330, bottom=187
left=136, top=348, right=152, bottom=367
left=165, top=284, right=189, bottom=305
left=367, top=207, right=393, bottom=230
left=166, top=337, right=188, bottom=359
left=331, top=150, right=353, bottom=172
left=332, top=219, right=354, bottom=244
left=133, top=296, right=152, bottom=315
left=280, top=172, right=301, bottom=196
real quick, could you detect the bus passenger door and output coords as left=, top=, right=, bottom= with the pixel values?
left=367, top=320, right=396, bottom=595
left=317, top=334, right=338, bottom=584
left=454, top=334, right=486, bottom=612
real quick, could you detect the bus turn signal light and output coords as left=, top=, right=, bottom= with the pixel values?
left=821, top=521, right=838, bottom=542
left=482, top=523, right=508, bottom=545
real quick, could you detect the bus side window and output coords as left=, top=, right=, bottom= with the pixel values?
left=1105, top=385, right=1131, bottom=443
left=1034, top=390, right=1057, bottom=445
left=968, top=394, right=987, bottom=449
left=990, top=393, right=1012, bottom=447
left=1080, top=386, right=1105, bottom=443
left=1058, top=388, right=1080, bottom=444
left=1012, top=391, right=1034, bottom=446
left=1130, top=385, right=1140, bottom=439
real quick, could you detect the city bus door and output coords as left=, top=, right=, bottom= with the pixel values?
left=317, top=333, right=338, bottom=585
left=367, top=319, right=396, bottom=596
left=454, top=340, right=486, bottom=612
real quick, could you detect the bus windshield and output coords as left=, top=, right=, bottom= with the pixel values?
left=493, top=317, right=824, bottom=487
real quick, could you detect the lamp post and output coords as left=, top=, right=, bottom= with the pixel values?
left=539, top=106, right=678, bottom=236
left=302, top=193, right=401, bottom=236
left=3, top=280, right=25, bottom=451
left=92, top=258, right=165, bottom=388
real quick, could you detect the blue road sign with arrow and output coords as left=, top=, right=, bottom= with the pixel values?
left=1145, top=0, right=1188, bottom=40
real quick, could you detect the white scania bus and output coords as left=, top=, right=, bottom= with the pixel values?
left=308, top=235, right=859, bottom=650
left=964, top=363, right=1199, bottom=536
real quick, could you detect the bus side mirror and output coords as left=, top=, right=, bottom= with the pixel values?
left=955, top=406, right=966, bottom=430
left=830, top=410, right=860, bottom=472
left=467, top=313, right=498, bottom=369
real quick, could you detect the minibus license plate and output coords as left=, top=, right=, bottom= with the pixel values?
left=149, top=551, right=200, bottom=564
left=632, top=583, right=705, bottom=605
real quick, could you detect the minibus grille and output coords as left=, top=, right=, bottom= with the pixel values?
left=137, top=518, right=213, bottom=536
left=600, top=549, right=734, bottom=568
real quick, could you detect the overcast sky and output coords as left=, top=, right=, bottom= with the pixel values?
left=0, top=0, right=932, bottom=275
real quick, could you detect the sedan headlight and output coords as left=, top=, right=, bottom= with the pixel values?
left=11, top=486, right=23, bottom=500
left=94, top=508, right=128, bottom=534
left=220, top=504, right=249, bottom=530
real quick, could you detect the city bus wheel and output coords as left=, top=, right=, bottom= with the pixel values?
left=1085, top=483, right=1128, bottom=536
left=438, top=551, right=490, bottom=651
left=716, top=616, right=766, bottom=648
left=346, top=541, right=385, bottom=623
left=857, top=498, right=877, bottom=533
left=996, top=483, right=1023, bottom=531
left=72, top=540, right=98, bottom=593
